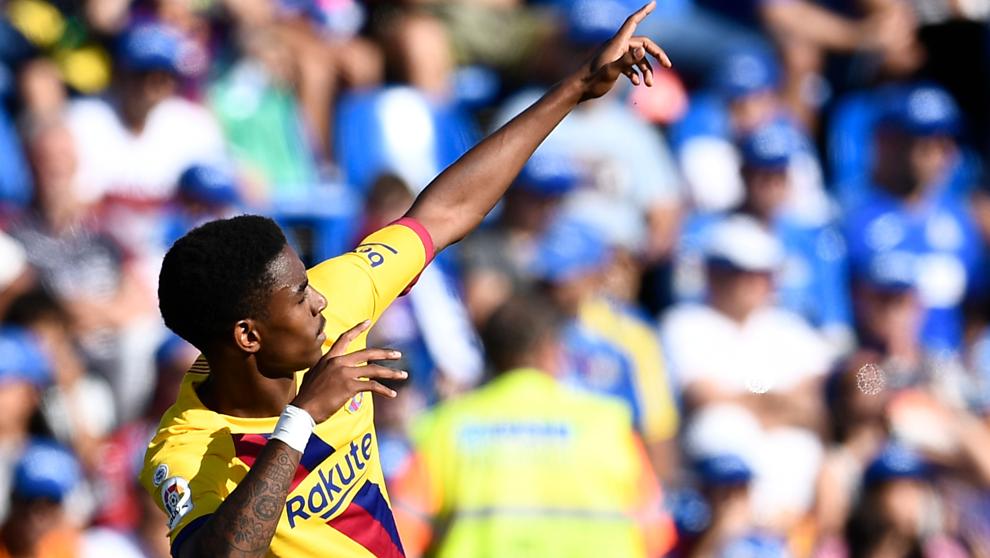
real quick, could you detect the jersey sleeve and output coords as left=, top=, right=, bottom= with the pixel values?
left=307, top=218, right=435, bottom=328
left=140, top=433, right=232, bottom=554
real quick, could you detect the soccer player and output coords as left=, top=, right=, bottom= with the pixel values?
left=140, top=3, right=671, bottom=557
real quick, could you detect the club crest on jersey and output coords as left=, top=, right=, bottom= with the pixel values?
left=161, top=476, right=193, bottom=530
left=153, top=464, right=169, bottom=487
left=347, top=392, right=363, bottom=413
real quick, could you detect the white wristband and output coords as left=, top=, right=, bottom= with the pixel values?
left=271, top=405, right=315, bottom=453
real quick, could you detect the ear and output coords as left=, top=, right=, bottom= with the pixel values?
left=233, top=319, right=262, bottom=354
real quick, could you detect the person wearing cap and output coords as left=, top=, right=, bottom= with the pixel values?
left=844, top=84, right=982, bottom=354
left=459, top=152, right=583, bottom=327
left=674, top=120, right=852, bottom=351
left=0, top=327, right=52, bottom=523
left=0, top=440, right=83, bottom=558
left=531, top=217, right=681, bottom=482
left=672, top=50, right=829, bottom=224
left=63, top=21, right=226, bottom=292
left=164, top=163, right=244, bottom=245
left=663, top=215, right=832, bottom=420
left=844, top=442, right=973, bottom=558
left=675, top=454, right=764, bottom=558
left=662, top=216, right=831, bottom=531
left=391, top=293, right=675, bottom=558
left=65, top=21, right=224, bottom=206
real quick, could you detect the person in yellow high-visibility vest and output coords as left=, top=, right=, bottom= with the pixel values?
left=392, top=294, right=676, bottom=558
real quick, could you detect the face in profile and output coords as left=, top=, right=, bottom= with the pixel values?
left=250, top=245, right=328, bottom=376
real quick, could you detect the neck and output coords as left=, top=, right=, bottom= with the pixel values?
left=198, top=350, right=297, bottom=418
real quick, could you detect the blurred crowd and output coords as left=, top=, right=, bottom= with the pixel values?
left=1, top=0, right=990, bottom=556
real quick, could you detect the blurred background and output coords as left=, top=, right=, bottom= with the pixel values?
left=0, top=0, right=989, bottom=556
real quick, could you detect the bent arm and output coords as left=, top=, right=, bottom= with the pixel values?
left=177, top=440, right=300, bottom=558
left=405, top=77, right=584, bottom=251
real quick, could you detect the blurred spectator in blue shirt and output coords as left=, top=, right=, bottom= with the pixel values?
left=672, top=454, right=767, bottom=558
left=672, top=50, right=831, bottom=225
left=844, top=84, right=983, bottom=354
left=675, top=121, right=852, bottom=351
left=532, top=217, right=681, bottom=481
left=459, top=152, right=581, bottom=327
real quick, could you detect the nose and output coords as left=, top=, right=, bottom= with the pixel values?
left=312, top=286, right=328, bottom=315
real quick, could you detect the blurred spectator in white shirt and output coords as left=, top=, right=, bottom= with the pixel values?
left=662, top=216, right=832, bottom=530
left=65, top=22, right=226, bottom=286
left=10, top=119, right=161, bottom=423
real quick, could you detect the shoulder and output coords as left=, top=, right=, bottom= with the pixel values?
left=141, top=383, right=230, bottom=491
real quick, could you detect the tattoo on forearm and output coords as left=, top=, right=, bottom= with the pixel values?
left=188, top=441, right=300, bottom=558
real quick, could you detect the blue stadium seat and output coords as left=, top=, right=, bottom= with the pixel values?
left=269, top=185, right=361, bottom=267
left=334, top=86, right=478, bottom=197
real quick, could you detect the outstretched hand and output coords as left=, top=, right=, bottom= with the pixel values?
left=578, top=1, right=671, bottom=103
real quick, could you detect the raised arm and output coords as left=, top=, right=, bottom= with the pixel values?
left=405, top=1, right=671, bottom=251
left=175, top=322, right=407, bottom=558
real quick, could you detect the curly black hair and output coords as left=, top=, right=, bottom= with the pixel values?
left=158, top=215, right=288, bottom=350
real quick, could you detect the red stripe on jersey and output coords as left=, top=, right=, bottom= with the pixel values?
left=390, top=217, right=435, bottom=296
left=327, top=504, right=405, bottom=558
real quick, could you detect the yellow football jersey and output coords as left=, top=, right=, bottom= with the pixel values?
left=141, top=219, right=434, bottom=558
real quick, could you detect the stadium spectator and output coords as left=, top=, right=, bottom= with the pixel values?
left=843, top=84, right=982, bottom=354
left=9, top=119, right=161, bottom=422
left=164, top=164, right=243, bottom=245
left=0, top=439, right=82, bottom=557
left=531, top=218, right=681, bottom=481
left=391, top=293, right=676, bottom=558
left=223, top=0, right=383, bottom=164
left=4, top=290, right=116, bottom=472
left=459, top=153, right=581, bottom=326
left=674, top=121, right=852, bottom=350
left=695, top=0, right=921, bottom=125
left=674, top=454, right=761, bottom=558
left=663, top=216, right=832, bottom=531
left=671, top=50, right=830, bottom=224
left=374, top=0, right=554, bottom=99
left=843, top=443, right=967, bottom=558
left=64, top=22, right=226, bottom=281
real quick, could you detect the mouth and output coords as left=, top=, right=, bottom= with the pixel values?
left=316, top=316, right=327, bottom=341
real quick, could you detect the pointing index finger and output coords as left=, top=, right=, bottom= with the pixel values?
left=616, top=1, right=656, bottom=43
